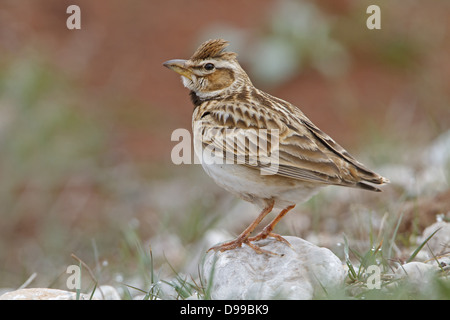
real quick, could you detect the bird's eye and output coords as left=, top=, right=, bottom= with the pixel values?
left=204, top=63, right=215, bottom=71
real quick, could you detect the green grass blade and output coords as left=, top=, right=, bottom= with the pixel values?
left=407, top=227, right=441, bottom=263
left=343, top=234, right=357, bottom=281
left=89, top=282, right=97, bottom=300
left=387, top=211, right=404, bottom=260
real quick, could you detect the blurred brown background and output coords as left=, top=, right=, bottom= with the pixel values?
left=0, top=0, right=449, bottom=291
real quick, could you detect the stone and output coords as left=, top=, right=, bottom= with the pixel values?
left=91, top=285, right=121, bottom=300
left=0, top=288, right=95, bottom=300
left=201, top=236, right=345, bottom=300
left=0, top=285, right=121, bottom=300
left=419, top=221, right=450, bottom=256
left=394, top=262, right=439, bottom=290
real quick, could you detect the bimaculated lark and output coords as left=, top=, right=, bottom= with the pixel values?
left=163, top=39, right=389, bottom=254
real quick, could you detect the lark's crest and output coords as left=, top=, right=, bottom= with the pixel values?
left=190, top=39, right=237, bottom=61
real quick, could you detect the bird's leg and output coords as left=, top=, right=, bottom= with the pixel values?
left=207, top=200, right=274, bottom=253
left=247, top=205, right=295, bottom=247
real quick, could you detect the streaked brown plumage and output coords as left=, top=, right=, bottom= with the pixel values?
left=163, top=39, right=389, bottom=254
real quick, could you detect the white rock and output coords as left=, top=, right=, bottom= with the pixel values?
left=201, top=236, right=345, bottom=300
left=0, top=285, right=121, bottom=300
left=0, top=288, right=95, bottom=300
left=419, top=221, right=450, bottom=255
left=419, top=130, right=450, bottom=194
left=91, top=285, right=121, bottom=300
left=423, top=130, right=450, bottom=168
left=394, top=262, right=438, bottom=288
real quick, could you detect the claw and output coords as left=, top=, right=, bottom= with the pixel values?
left=248, top=231, right=292, bottom=248
left=207, top=238, right=280, bottom=255
left=267, top=233, right=293, bottom=248
left=207, top=238, right=245, bottom=253
left=207, top=232, right=290, bottom=255
left=245, top=240, right=279, bottom=255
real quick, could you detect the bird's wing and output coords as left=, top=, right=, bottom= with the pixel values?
left=194, top=97, right=386, bottom=191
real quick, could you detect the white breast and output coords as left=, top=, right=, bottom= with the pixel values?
left=194, top=135, right=321, bottom=209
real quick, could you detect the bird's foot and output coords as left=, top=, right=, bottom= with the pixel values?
left=247, top=230, right=292, bottom=248
left=207, top=235, right=280, bottom=255
left=207, top=237, right=246, bottom=253
left=207, top=231, right=291, bottom=255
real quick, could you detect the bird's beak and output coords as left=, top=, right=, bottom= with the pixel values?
left=163, top=59, right=193, bottom=81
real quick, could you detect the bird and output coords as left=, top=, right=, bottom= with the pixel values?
left=163, top=39, right=389, bottom=254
